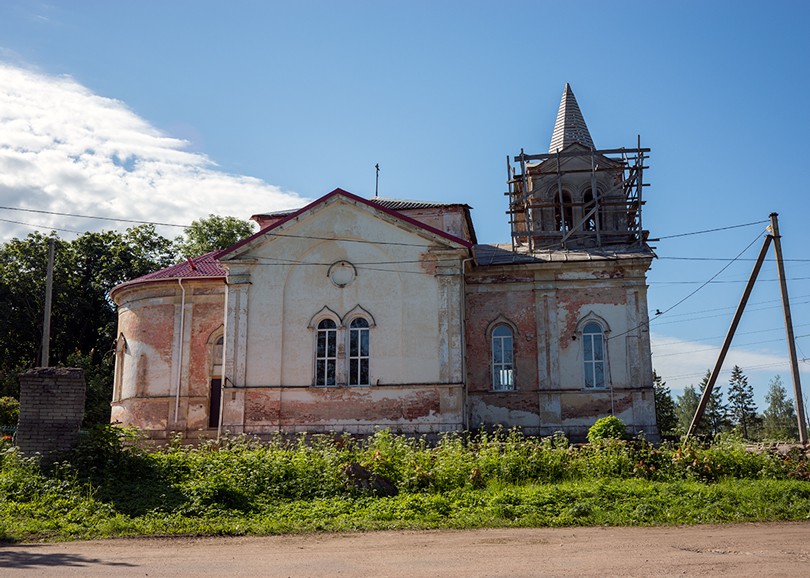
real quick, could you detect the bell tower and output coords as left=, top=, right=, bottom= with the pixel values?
left=507, top=84, right=649, bottom=252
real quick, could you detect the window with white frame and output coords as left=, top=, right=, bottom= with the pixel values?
left=491, top=324, right=515, bottom=391
left=582, top=321, right=606, bottom=389
left=348, top=317, right=370, bottom=385
left=315, top=319, right=337, bottom=386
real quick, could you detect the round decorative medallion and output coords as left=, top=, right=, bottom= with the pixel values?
left=328, top=260, right=356, bottom=288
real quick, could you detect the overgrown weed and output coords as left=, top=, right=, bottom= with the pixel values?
left=1, top=426, right=808, bottom=541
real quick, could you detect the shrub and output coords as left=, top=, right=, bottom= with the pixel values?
left=0, top=396, right=19, bottom=426
left=587, top=416, right=627, bottom=443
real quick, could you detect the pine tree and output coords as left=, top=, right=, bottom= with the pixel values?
left=699, top=371, right=731, bottom=437
left=653, top=371, right=678, bottom=437
left=762, top=375, right=799, bottom=441
left=727, top=365, right=759, bottom=440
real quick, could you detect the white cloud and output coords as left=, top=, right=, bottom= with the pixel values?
left=651, top=331, right=810, bottom=404
left=0, top=62, right=306, bottom=240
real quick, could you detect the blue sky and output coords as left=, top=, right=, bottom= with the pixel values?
left=1, top=1, right=809, bottom=410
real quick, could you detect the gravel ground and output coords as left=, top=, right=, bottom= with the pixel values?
left=1, top=522, right=809, bottom=577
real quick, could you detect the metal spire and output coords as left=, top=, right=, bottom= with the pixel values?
left=549, top=83, right=594, bottom=152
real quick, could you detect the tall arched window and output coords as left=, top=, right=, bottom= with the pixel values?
left=583, top=189, right=597, bottom=231
left=582, top=322, right=606, bottom=389
left=209, top=335, right=224, bottom=428
left=491, top=325, right=515, bottom=391
left=113, top=333, right=127, bottom=402
left=316, top=319, right=337, bottom=386
left=348, top=318, right=370, bottom=385
left=555, top=191, right=574, bottom=232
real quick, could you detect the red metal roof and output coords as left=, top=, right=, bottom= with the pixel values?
left=128, top=251, right=226, bottom=282
left=251, top=197, right=472, bottom=220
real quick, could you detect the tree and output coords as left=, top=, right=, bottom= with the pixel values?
left=653, top=371, right=678, bottom=437
left=0, top=226, right=176, bottom=424
left=174, top=214, right=255, bottom=258
left=762, top=375, right=799, bottom=441
left=675, top=371, right=730, bottom=438
left=675, top=385, right=700, bottom=435
left=699, top=371, right=731, bottom=437
left=726, top=365, right=759, bottom=440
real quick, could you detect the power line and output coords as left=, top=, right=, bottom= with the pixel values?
left=655, top=220, right=769, bottom=240
left=609, top=230, right=765, bottom=343
left=252, top=256, right=460, bottom=276
left=660, top=256, right=810, bottom=263
left=653, top=333, right=810, bottom=359
left=651, top=276, right=810, bottom=285
left=0, top=205, right=188, bottom=228
left=0, top=205, right=451, bottom=248
left=650, top=303, right=810, bottom=327
left=0, top=216, right=82, bottom=234
left=651, top=293, right=810, bottom=321
left=652, top=322, right=810, bottom=349
left=665, top=361, right=800, bottom=383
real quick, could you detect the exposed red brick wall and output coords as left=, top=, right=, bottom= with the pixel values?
left=244, top=387, right=443, bottom=427
left=126, top=303, right=176, bottom=363
left=465, top=283, right=538, bottom=393
left=188, top=300, right=224, bottom=396
left=556, top=286, right=626, bottom=349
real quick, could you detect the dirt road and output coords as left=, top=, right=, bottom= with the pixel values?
left=1, top=523, right=809, bottom=577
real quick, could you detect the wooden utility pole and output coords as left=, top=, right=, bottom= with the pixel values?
left=686, top=231, right=771, bottom=439
left=770, top=213, right=808, bottom=443
left=40, top=237, right=55, bottom=368
left=686, top=214, right=808, bottom=444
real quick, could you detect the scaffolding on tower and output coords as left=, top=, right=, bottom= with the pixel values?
left=506, top=139, right=651, bottom=253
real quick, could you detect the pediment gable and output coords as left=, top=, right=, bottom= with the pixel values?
left=530, top=143, right=623, bottom=175
left=218, top=188, right=471, bottom=263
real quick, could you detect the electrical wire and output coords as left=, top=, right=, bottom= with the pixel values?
left=655, top=232, right=765, bottom=311
left=0, top=216, right=82, bottom=234
left=652, top=322, right=810, bottom=349
left=651, top=277, right=810, bottom=285
left=607, top=230, right=766, bottom=342
left=0, top=205, right=188, bottom=228
left=655, top=220, right=769, bottom=240
left=0, top=205, right=456, bottom=248
left=652, top=293, right=810, bottom=321
left=660, top=256, right=810, bottom=263
left=652, top=333, right=810, bottom=359
left=665, top=360, right=797, bottom=382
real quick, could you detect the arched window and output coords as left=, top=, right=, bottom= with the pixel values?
left=113, top=333, right=127, bottom=402
left=491, top=325, right=515, bottom=391
left=583, top=189, right=597, bottom=231
left=211, top=335, right=224, bottom=374
left=555, top=191, right=574, bottom=232
left=316, top=319, right=337, bottom=386
left=209, top=335, right=224, bottom=428
left=348, top=318, right=370, bottom=385
left=582, top=322, right=606, bottom=389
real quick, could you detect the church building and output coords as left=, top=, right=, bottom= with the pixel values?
left=110, top=85, right=658, bottom=441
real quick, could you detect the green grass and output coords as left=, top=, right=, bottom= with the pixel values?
left=1, top=428, right=808, bottom=542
